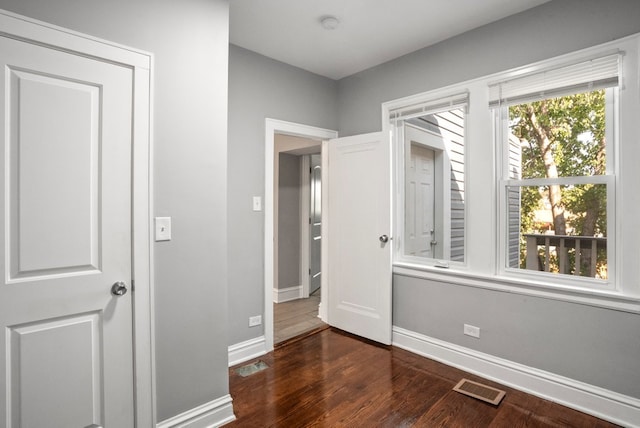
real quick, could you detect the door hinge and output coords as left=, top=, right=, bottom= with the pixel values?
left=131, top=280, right=135, bottom=292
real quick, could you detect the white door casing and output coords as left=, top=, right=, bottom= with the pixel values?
left=0, top=10, right=153, bottom=428
left=264, top=119, right=337, bottom=351
left=325, top=132, right=392, bottom=345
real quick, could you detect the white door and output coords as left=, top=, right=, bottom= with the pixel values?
left=326, top=132, right=392, bottom=345
left=406, top=144, right=435, bottom=257
left=309, top=154, right=322, bottom=295
left=0, top=33, right=135, bottom=428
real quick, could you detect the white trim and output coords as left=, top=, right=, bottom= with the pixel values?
left=265, top=119, right=337, bottom=353
left=272, top=285, right=303, bottom=303
left=228, top=336, right=268, bottom=367
left=156, top=395, right=235, bottom=428
left=383, top=33, right=640, bottom=304
left=393, top=326, right=640, bottom=428
left=299, top=155, right=311, bottom=298
left=394, top=265, right=640, bottom=313
left=319, top=140, right=330, bottom=322
left=0, top=9, right=155, bottom=427
left=0, top=9, right=150, bottom=69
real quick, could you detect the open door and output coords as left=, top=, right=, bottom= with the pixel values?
left=309, top=154, right=322, bottom=295
left=325, top=132, right=392, bottom=345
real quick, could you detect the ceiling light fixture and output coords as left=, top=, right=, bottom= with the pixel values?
left=320, top=16, right=339, bottom=30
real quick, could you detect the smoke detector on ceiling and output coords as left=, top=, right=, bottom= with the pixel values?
left=320, top=16, right=339, bottom=30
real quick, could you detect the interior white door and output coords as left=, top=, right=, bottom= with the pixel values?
left=0, top=34, right=135, bottom=428
left=309, top=154, right=322, bottom=295
left=326, top=132, right=392, bottom=345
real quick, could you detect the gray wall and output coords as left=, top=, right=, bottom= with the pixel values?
left=0, top=0, right=231, bottom=422
left=338, top=0, right=640, bottom=399
left=277, top=153, right=301, bottom=289
left=225, top=2, right=640, bottom=400
left=338, top=0, right=640, bottom=136
left=394, top=275, right=640, bottom=398
left=227, top=45, right=338, bottom=345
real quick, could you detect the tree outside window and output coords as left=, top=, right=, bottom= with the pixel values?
left=508, top=89, right=609, bottom=279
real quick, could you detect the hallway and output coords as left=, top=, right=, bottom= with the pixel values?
left=274, top=294, right=324, bottom=344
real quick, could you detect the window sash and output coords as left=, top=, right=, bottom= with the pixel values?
left=502, top=175, right=612, bottom=187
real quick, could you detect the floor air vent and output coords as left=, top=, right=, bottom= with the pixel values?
left=453, top=378, right=506, bottom=405
left=235, top=360, right=269, bottom=377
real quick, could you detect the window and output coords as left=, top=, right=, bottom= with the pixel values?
left=385, top=34, right=640, bottom=308
left=390, top=93, right=468, bottom=266
left=492, top=54, right=619, bottom=287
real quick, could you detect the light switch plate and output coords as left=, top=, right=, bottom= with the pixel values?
left=155, top=217, right=172, bottom=241
left=253, top=196, right=262, bottom=211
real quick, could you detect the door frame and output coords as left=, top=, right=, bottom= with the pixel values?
left=0, top=10, right=155, bottom=427
left=264, top=119, right=337, bottom=351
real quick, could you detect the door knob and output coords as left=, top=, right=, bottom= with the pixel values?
left=379, top=234, right=389, bottom=243
left=85, top=424, right=103, bottom=428
left=111, top=281, right=128, bottom=296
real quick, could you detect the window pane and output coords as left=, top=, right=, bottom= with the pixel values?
left=403, top=108, right=465, bottom=262
left=507, top=183, right=608, bottom=280
left=508, top=90, right=607, bottom=180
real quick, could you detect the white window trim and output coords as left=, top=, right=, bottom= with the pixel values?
left=383, top=33, right=640, bottom=313
left=396, top=122, right=459, bottom=267
left=495, top=93, right=617, bottom=291
left=404, top=124, right=452, bottom=263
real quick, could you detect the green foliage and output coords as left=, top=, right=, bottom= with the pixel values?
left=509, top=90, right=608, bottom=278
left=509, top=90, right=607, bottom=236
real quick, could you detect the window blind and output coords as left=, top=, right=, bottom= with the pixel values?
left=389, top=92, right=469, bottom=122
left=488, top=53, right=621, bottom=108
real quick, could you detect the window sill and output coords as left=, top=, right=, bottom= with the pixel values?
left=393, top=262, right=640, bottom=314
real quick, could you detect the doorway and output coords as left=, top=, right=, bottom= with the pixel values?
left=263, top=119, right=337, bottom=351
left=274, top=141, right=324, bottom=344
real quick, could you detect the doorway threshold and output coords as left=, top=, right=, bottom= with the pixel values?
left=275, top=324, right=329, bottom=349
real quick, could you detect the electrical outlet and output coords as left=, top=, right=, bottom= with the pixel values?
left=464, top=324, right=480, bottom=338
left=249, top=315, right=262, bottom=327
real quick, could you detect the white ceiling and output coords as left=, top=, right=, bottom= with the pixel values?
left=230, top=0, right=550, bottom=80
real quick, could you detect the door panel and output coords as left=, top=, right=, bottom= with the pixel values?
left=10, top=69, right=101, bottom=277
left=0, top=34, right=134, bottom=428
left=309, top=154, right=322, bottom=295
left=326, top=133, right=392, bottom=345
left=9, top=314, right=102, bottom=428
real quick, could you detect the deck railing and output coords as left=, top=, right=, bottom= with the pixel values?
left=523, top=234, right=607, bottom=277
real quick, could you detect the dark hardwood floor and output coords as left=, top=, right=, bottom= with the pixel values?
left=227, top=328, right=619, bottom=427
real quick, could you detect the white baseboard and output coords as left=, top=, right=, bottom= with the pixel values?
left=156, top=394, right=235, bottom=428
left=392, top=326, right=640, bottom=428
left=228, top=335, right=268, bottom=367
left=273, top=285, right=302, bottom=303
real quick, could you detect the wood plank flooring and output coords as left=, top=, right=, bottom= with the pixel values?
left=227, top=328, right=619, bottom=427
left=274, top=294, right=325, bottom=344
